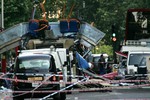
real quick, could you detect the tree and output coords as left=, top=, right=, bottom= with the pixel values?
left=2, top=0, right=150, bottom=49
left=4, top=0, right=32, bottom=28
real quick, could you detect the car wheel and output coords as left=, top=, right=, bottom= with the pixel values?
left=53, top=92, right=66, bottom=100
left=53, top=93, right=60, bottom=100
left=13, top=96, right=24, bottom=100
left=60, top=92, right=66, bottom=100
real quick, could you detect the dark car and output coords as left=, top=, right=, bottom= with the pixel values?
left=12, top=54, right=66, bottom=100
left=89, top=54, right=108, bottom=74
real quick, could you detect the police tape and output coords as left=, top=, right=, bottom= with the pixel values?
left=2, top=72, right=150, bottom=76
left=1, top=72, right=150, bottom=99
left=1, top=77, right=150, bottom=85
left=1, top=72, right=150, bottom=84
left=10, top=79, right=150, bottom=99
left=2, top=76, right=150, bottom=99
left=1, top=72, right=150, bottom=78
left=0, top=72, right=85, bottom=78
left=6, top=84, right=150, bottom=94
left=0, top=75, right=150, bottom=85
left=41, top=77, right=89, bottom=100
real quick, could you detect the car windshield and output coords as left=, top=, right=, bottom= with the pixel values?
left=93, top=57, right=100, bottom=62
left=128, top=53, right=150, bottom=65
left=16, top=55, right=51, bottom=73
left=139, top=57, right=146, bottom=66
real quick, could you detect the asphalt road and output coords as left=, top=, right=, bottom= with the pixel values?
left=24, top=87, right=150, bottom=100
left=1, top=86, right=150, bottom=100
left=66, top=88, right=150, bottom=100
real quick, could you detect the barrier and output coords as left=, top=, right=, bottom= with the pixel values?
left=3, top=83, right=150, bottom=94
left=40, top=77, right=88, bottom=100
left=0, top=74, right=150, bottom=100
left=9, top=81, right=150, bottom=99
left=0, top=72, right=150, bottom=99
left=0, top=73, right=150, bottom=84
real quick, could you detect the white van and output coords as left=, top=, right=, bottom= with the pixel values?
left=126, top=51, right=150, bottom=75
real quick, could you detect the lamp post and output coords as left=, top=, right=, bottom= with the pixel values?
left=83, top=1, right=85, bottom=8
left=1, top=0, right=6, bottom=73
left=1, top=0, right=4, bottom=28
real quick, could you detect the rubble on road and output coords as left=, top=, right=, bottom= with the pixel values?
left=0, top=86, right=13, bottom=100
left=72, top=68, right=111, bottom=91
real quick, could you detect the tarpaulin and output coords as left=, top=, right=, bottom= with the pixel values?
left=76, top=52, right=89, bottom=69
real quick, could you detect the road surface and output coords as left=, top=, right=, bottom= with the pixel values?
left=23, top=87, right=150, bottom=100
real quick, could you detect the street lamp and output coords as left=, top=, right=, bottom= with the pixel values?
left=83, top=1, right=85, bottom=8
left=1, top=0, right=4, bottom=28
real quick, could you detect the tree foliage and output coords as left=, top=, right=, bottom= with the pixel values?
left=1, top=0, right=150, bottom=56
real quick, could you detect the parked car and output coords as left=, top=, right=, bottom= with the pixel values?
left=12, top=53, right=66, bottom=100
left=88, top=54, right=108, bottom=74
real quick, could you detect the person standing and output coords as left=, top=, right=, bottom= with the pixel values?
left=98, top=54, right=106, bottom=75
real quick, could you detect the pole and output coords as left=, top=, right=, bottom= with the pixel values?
left=15, top=46, right=19, bottom=56
left=1, top=0, right=4, bottom=28
left=1, top=53, right=6, bottom=73
left=0, top=0, right=4, bottom=73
